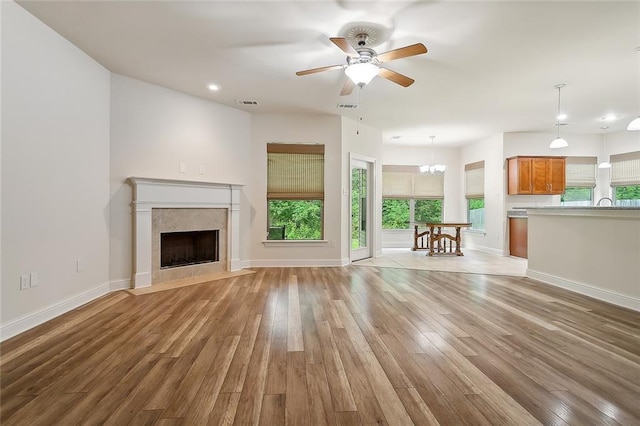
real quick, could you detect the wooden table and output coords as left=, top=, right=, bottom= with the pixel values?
left=425, top=222, right=471, bottom=256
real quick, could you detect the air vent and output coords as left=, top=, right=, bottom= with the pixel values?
left=337, top=103, right=359, bottom=109
left=235, top=100, right=259, bottom=106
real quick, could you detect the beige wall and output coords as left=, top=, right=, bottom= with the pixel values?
left=249, top=113, right=344, bottom=265
left=109, top=74, right=252, bottom=285
left=527, top=209, right=640, bottom=311
left=1, top=1, right=111, bottom=334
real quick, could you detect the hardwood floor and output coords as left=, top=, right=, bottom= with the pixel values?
left=2, top=266, right=639, bottom=425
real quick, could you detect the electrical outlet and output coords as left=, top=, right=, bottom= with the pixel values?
left=179, top=162, right=186, bottom=173
left=30, top=272, right=38, bottom=287
left=77, top=259, right=84, bottom=272
left=199, top=164, right=205, bottom=174
left=20, top=274, right=30, bottom=290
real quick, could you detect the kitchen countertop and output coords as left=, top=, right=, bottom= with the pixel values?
left=515, top=206, right=640, bottom=210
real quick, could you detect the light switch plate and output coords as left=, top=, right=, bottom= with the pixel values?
left=30, top=272, right=38, bottom=287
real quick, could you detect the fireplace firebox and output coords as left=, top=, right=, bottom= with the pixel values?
left=160, top=230, right=219, bottom=268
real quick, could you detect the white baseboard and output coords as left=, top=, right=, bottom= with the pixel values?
left=465, top=245, right=507, bottom=256
left=109, top=279, right=131, bottom=291
left=248, top=259, right=346, bottom=268
left=526, top=269, right=640, bottom=312
left=1, top=282, right=112, bottom=341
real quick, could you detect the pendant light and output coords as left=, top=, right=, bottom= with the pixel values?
left=420, top=136, right=446, bottom=174
left=598, top=127, right=611, bottom=169
left=598, top=130, right=611, bottom=169
left=550, top=83, right=568, bottom=149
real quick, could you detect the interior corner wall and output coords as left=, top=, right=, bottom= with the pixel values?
left=460, top=133, right=505, bottom=254
left=249, top=113, right=343, bottom=266
left=1, top=1, right=110, bottom=336
left=341, top=116, right=383, bottom=260
left=109, top=74, right=252, bottom=285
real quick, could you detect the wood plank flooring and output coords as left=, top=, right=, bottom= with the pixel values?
left=2, top=266, right=639, bottom=425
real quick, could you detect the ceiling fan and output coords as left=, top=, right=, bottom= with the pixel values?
left=296, top=33, right=427, bottom=96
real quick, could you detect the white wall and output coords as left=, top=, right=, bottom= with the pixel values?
left=460, top=133, right=505, bottom=254
left=250, top=113, right=343, bottom=265
left=1, top=1, right=111, bottom=336
left=341, top=116, right=383, bottom=259
left=527, top=209, right=640, bottom=311
left=109, top=74, right=252, bottom=285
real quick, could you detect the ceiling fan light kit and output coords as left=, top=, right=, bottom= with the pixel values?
left=550, top=83, right=569, bottom=149
left=345, top=62, right=379, bottom=86
left=296, top=27, right=427, bottom=96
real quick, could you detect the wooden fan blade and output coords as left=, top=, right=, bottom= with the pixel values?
left=378, top=68, right=415, bottom=87
left=330, top=37, right=359, bottom=58
left=340, top=78, right=355, bottom=96
left=296, top=64, right=344, bottom=76
left=377, top=43, right=427, bottom=63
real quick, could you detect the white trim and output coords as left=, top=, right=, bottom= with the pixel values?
left=349, top=153, right=376, bottom=263
left=249, top=259, right=346, bottom=267
left=341, top=257, right=350, bottom=266
left=109, top=279, right=131, bottom=291
left=127, top=177, right=244, bottom=288
left=464, top=244, right=507, bottom=257
left=1, top=282, right=112, bottom=341
left=262, top=240, right=330, bottom=247
left=527, top=269, right=640, bottom=312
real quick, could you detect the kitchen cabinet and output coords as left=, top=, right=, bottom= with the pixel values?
left=507, top=156, right=565, bottom=195
left=509, top=217, right=528, bottom=258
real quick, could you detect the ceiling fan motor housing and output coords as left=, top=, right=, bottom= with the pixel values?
left=347, top=48, right=378, bottom=66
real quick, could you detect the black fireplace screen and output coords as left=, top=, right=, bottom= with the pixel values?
left=160, top=230, right=219, bottom=268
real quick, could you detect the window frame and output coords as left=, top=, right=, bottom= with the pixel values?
left=266, top=143, right=325, bottom=240
left=381, top=197, right=443, bottom=230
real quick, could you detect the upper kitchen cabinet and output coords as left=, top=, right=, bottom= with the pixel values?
left=507, top=156, right=566, bottom=195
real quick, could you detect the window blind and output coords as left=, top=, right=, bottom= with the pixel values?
left=565, top=156, right=597, bottom=187
left=464, top=161, right=484, bottom=198
left=610, top=151, right=640, bottom=187
left=382, top=165, right=444, bottom=198
left=267, top=143, right=325, bottom=200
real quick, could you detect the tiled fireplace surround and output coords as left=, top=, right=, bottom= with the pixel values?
left=128, top=177, right=242, bottom=289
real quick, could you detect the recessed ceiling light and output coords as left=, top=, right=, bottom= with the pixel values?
left=601, top=113, right=619, bottom=122
left=390, top=135, right=402, bottom=140
left=556, top=113, right=567, bottom=121
left=207, top=84, right=221, bottom=91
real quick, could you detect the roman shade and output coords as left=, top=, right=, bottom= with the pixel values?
left=565, top=156, right=597, bottom=187
left=464, top=161, right=485, bottom=198
left=382, top=165, right=444, bottom=198
left=267, top=143, right=325, bottom=200
left=610, top=151, right=640, bottom=187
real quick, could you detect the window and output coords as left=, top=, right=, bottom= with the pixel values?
left=464, top=161, right=484, bottom=231
left=561, top=187, right=593, bottom=206
left=267, top=143, right=324, bottom=240
left=562, top=156, right=596, bottom=206
left=614, top=185, right=640, bottom=206
left=381, top=165, right=444, bottom=229
left=611, top=151, right=640, bottom=206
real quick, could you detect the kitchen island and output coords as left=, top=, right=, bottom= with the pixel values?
left=523, top=206, right=640, bottom=311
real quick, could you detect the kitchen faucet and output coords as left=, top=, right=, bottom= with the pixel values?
left=596, top=197, right=613, bottom=206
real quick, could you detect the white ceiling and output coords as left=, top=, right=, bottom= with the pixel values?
left=17, top=1, right=640, bottom=147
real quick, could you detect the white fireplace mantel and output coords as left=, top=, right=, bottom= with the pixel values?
left=127, top=177, right=243, bottom=289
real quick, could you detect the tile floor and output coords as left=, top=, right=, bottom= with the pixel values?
left=352, top=248, right=528, bottom=276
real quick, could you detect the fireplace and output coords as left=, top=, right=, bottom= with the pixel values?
left=128, top=177, right=242, bottom=289
left=161, top=230, right=219, bottom=268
